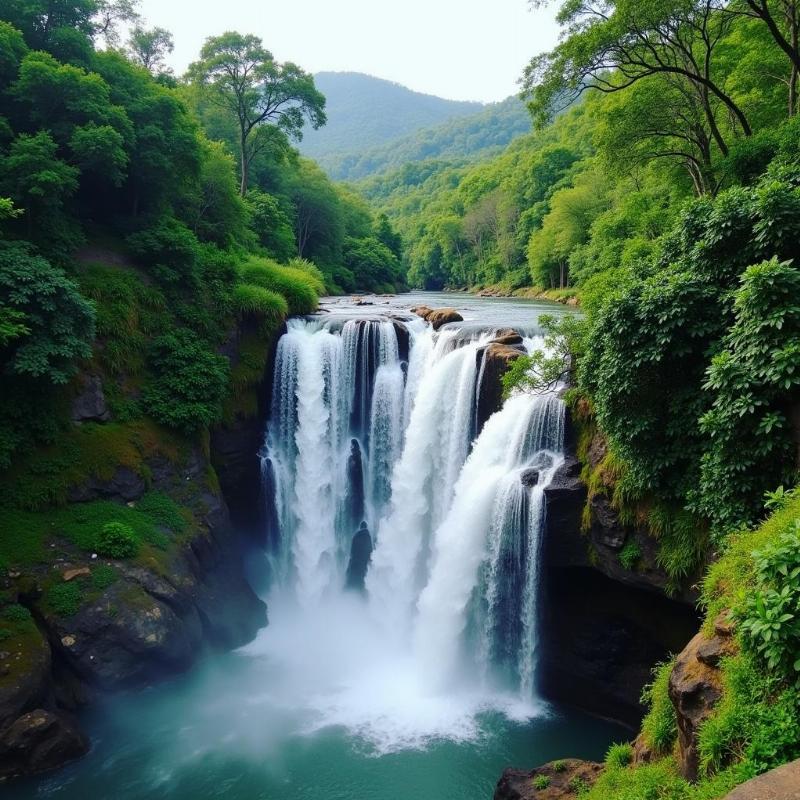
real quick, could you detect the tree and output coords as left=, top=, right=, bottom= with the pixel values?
left=526, top=0, right=753, bottom=157
left=92, top=0, right=140, bottom=47
left=127, top=25, right=173, bottom=74
left=187, top=32, right=326, bottom=195
left=0, top=241, right=95, bottom=384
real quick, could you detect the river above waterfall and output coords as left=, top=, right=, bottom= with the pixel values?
left=9, top=293, right=626, bottom=800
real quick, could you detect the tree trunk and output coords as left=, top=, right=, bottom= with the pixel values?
left=239, top=135, right=249, bottom=196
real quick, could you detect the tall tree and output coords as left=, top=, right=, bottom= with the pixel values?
left=187, top=32, right=326, bottom=195
left=127, top=25, right=174, bottom=73
left=525, top=0, right=753, bottom=156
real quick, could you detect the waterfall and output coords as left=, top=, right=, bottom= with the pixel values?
left=261, top=314, right=565, bottom=703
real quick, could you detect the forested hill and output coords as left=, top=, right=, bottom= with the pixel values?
left=321, top=96, right=532, bottom=181
left=296, top=72, right=484, bottom=169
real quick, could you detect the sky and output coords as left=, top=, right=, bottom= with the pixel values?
left=136, top=0, right=561, bottom=103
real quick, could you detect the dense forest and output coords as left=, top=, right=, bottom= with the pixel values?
left=0, top=0, right=409, bottom=474
left=2, top=0, right=800, bottom=796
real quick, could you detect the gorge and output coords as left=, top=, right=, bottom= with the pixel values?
left=4, top=294, right=697, bottom=800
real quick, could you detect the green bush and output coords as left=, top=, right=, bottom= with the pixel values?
left=231, top=283, right=288, bottom=327
left=618, top=537, right=641, bottom=571
left=47, top=581, right=83, bottom=616
left=143, top=329, right=230, bottom=433
left=96, top=521, right=139, bottom=559
left=532, top=775, right=551, bottom=790
left=737, top=520, right=800, bottom=681
left=127, top=216, right=200, bottom=285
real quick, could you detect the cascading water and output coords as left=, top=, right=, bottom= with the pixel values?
left=260, top=310, right=566, bottom=741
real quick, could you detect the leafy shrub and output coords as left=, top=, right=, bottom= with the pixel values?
left=552, top=760, right=567, bottom=772
left=738, top=520, right=800, bottom=681
left=0, top=241, right=95, bottom=384
left=143, top=330, right=230, bottom=433
left=47, top=582, right=83, bottom=616
left=532, top=775, right=550, bottom=790
left=96, top=521, right=139, bottom=559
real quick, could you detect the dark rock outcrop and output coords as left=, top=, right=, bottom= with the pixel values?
left=345, top=522, right=373, bottom=592
left=344, top=440, right=365, bottom=534
left=70, top=375, right=109, bottom=423
left=0, top=709, right=88, bottom=779
left=495, top=760, right=604, bottom=800
left=66, top=466, right=146, bottom=504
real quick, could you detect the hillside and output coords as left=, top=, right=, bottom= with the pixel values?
left=296, top=71, right=483, bottom=165
left=321, top=95, right=532, bottom=181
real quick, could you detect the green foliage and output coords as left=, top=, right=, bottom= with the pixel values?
left=96, top=521, right=139, bottom=558
left=640, top=660, right=678, bottom=753
left=127, top=217, right=200, bottom=285
left=532, top=774, right=551, bottom=790
left=0, top=241, right=95, bottom=383
left=143, top=330, right=230, bottom=433
left=239, top=257, right=318, bottom=315
left=46, top=581, right=84, bottom=617
left=91, top=564, right=119, bottom=591
left=605, top=743, right=634, bottom=770
left=696, top=258, right=800, bottom=532
left=552, top=760, right=567, bottom=772
left=737, top=520, right=800, bottom=681
left=618, top=537, right=641, bottom=572
left=2, top=603, right=31, bottom=622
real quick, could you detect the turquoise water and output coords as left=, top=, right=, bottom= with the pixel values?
left=8, top=596, right=627, bottom=800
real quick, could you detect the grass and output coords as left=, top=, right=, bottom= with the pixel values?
left=640, top=659, right=678, bottom=753
left=239, top=256, right=319, bottom=315
left=0, top=491, right=187, bottom=570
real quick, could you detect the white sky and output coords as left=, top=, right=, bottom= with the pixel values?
left=136, top=0, right=560, bottom=103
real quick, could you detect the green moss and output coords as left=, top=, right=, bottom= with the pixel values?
left=0, top=419, right=181, bottom=510
left=91, top=564, right=119, bottom=591
left=45, top=581, right=84, bottom=617
left=0, top=490, right=191, bottom=569
left=222, top=330, right=275, bottom=423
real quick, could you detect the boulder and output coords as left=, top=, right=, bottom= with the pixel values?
left=426, top=307, right=463, bottom=330
left=495, top=760, right=604, bottom=800
left=71, top=374, right=110, bottom=423
left=723, top=758, right=800, bottom=799
left=520, top=469, right=540, bottom=488
left=492, top=328, right=524, bottom=346
left=669, top=627, right=735, bottom=781
left=0, top=709, right=88, bottom=779
left=411, top=305, right=464, bottom=330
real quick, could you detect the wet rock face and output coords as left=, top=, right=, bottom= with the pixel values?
left=475, top=342, right=525, bottom=434
left=669, top=618, right=735, bottom=781
left=495, top=760, right=604, bottom=800
left=0, top=709, right=88, bottom=779
left=345, top=523, right=373, bottom=592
